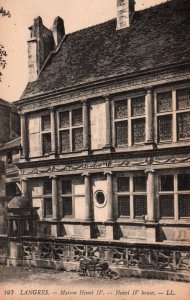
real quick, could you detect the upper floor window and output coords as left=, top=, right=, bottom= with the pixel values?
left=157, top=88, right=190, bottom=143
left=41, top=114, right=51, bottom=155
left=158, top=173, right=190, bottom=219
left=114, top=96, right=145, bottom=147
left=59, top=108, right=83, bottom=153
left=117, top=175, right=147, bottom=219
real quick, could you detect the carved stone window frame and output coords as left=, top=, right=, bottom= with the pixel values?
left=57, top=105, right=83, bottom=154
left=155, top=86, right=190, bottom=144
left=115, top=173, right=147, bottom=220
left=113, top=93, right=146, bottom=148
left=158, top=170, right=190, bottom=221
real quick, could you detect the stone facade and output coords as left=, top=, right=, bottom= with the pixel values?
left=0, top=100, right=20, bottom=234
left=3, top=0, right=190, bottom=279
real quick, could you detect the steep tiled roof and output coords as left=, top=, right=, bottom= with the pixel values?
left=21, top=0, right=190, bottom=99
left=0, top=98, right=18, bottom=112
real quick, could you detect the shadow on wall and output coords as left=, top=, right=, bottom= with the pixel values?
left=0, top=197, right=8, bottom=235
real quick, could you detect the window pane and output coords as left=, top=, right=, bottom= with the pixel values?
left=160, top=175, right=174, bottom=191
left=159, top=195, right=174, bottom=218
left=44, top=198, right=52, bottom=217
left=62, top=180, right=72, bottom=195
left=72, top=128, right=83, bottom=151
left=132, top=119, right=145, bottom=144
left=42, top=133, right=51, bottom=155
left=158, top=115, right=172, bottom=142
left=115, top=121, right=128, bottom=145
left=60, top=130, right=70, bottom=152
left=178, top=174, right=190, bottom=191
left=177, top=88, right=190, bottom=110
left=42, top=115, right=51, bottom=131
left=115, top=99, right=128, bottom=119
left=63, top=197, right=73, bottom=216
left=131, top=96, right=145, bottom=116
left=134, top=176, right=146, bottom=192
left=177, top=113, right=190, bottom=140
left=44, top=180, right=52, bottom=195
left=118, top=196, right=130, bottom=217
left=59, top=111, right=70, bottom=128
left=134, top=196, right=147, bottom=217
left=72, top=108, right=83, bottom=126
left=117, top=177, right=129, bottom=192
left=179, top=195, right=190, bottom=218
left=157, top=92, right=172, bottom=113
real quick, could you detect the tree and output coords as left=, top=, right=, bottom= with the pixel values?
left=0, top=7, right=11, bottom=82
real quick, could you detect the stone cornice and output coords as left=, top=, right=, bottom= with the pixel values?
left=19, top=154, right=190, bottom=176
left=16, top=62, right=190, bottom=113
left=17, top=146, right=190, bottom=170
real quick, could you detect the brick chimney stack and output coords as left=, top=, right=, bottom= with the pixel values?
left=27, top=16, right=65, bottom=82
left=116, top=0, right=135, bottom=30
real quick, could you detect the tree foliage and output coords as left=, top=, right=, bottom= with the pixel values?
left=0, top=7, right=11, bottom=82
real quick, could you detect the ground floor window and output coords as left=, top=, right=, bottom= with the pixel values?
left=117, top=175, right=147, bottom=219
left=43, top=179, right=52, bottom=218
left=159, top=173, right=190, bottom=219
left=60, top=177, right=85, bottom=218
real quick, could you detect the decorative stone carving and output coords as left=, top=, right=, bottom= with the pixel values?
left=20, top=240, right=190, bottom=274
left=20, top=67, right=190, bottom=113
left=20, top=153, right=190, bottom=175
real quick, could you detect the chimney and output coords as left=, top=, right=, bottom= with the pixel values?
left=27, top=16, right=55, bottom=82
left=116, top=0, right=135, bottom=30
left=52, top=16, right=65, bottom=46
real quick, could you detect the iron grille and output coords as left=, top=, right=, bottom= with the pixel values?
left=131, top=96, right=145, bottom=116
left=72, top=108, right=83, bottom=126
left=60, top=130, right=70, bottom=153
left=134, top=195, right=147, bottom=217
left=159, top=195, right=174, bottom=218
left=157, top=92, right=172, bottom=113
left=158, top=115, right=172, bottom=141
left=115, top=121, right=128, bottom=145
left=177, top=112, right=190, bottom=139
left=132, top=119, right=145, bottom=144
left=179, top=195, right=190, bottom=218
left=72, top=128, right=83, bottom=151
left=115, top=99, right=128, bottom=119
left=177, top=88, right=190, bottom=110
left=118, top=196, right=130, bottom=217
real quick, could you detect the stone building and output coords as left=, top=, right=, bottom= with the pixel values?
left=0, top=100, right=20, bottom=234
left=9, top=0, right=190, bottom=277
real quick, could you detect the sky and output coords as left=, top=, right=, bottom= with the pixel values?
left=0, top=0, right=168, bottom=102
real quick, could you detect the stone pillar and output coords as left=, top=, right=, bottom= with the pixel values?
left=82, top=173, right=92, bottom=221
left=82, top=100, right=89, bottom=150
left=21, top=179, right=29, bottom=199
left=145, top=89, right=154, bottom=144
left=145, top=168, right=157, bottom=242
left=50, top=108, right=57, bottom=155
left=105, top=171, right=114, bottom=240
left=51, top=176, right=58, bottom=220
left=7, top=242, right=23, bottom=267
left=51, top=176, right=59, bottom=237
left=145, top=169, right=156, bottom=222
left=21, top=113, right=27, bottom=159
left=104, top=95, right=112, bottom=148
left=105, top=171, right=114, bottom=221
